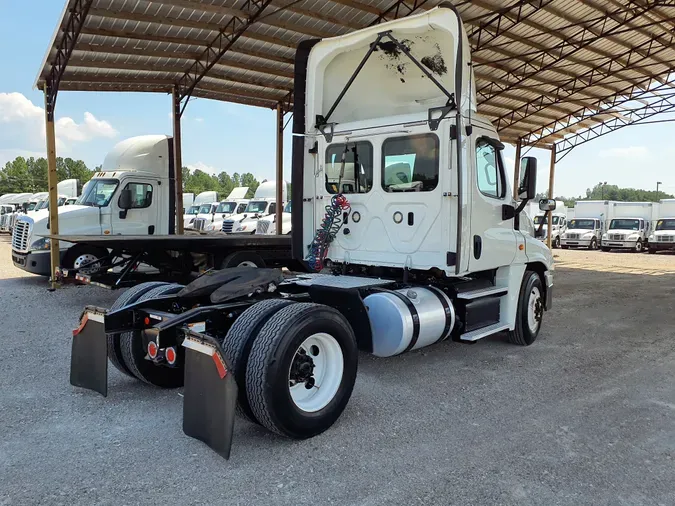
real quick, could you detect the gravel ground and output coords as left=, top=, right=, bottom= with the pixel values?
left=1, top=236, right=674, bottom=506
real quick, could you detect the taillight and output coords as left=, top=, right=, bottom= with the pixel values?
left=165, top=347, right=177, bottom=365
left=147, top=341, right=158, bottom=359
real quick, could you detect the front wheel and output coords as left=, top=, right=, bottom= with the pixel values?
left=553, top=236, right=561, bottom=249
left=507, top=270, right=544, bottom=346
left=245, top=303, right=358, bottom=439
left=589, top=238, right=598, bottom=251
left=634, top=239, right=643, bottom=253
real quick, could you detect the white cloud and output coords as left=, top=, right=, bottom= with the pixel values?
left=194, top=117, right=204, bottom=123
left=599, top=146, right=648, bottom=158
left=186, top=161, right=220, bottom=175
left=0, top=92, right=118, bottom=155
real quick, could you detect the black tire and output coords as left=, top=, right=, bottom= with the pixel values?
left=601, top=247, right=611, bottom=252
left=221, top=299, right=295, bottom=423
left=63, top=245, right=108, bottom=273
left=634, top=239, right=643, bottom=253
left=245, top=303, right=358, bottom=439
left=221, top=251, right=265, bottom=269
left=120, top=283, right=185, bottom=388
left=589, top=238, right=598, bottom=251
left=553, top=236, right=561, bottom=249
left=107, top=281, right=169, bottom=378
left=507, top=270, right=544, bottom=346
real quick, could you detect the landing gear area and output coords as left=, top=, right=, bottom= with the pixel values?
left=70, top=266, right=549, bottom=458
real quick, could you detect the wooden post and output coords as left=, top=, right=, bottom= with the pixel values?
left=275, top=103, right=284, bottom=235
left=43, top=85, right=60, bottom=289
left=547, top=144, right=556, bottom=250
left=512, top=138, right=522, bottom=199
left=172, top=88, right=184, bottom=234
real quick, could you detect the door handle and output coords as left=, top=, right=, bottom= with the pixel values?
left=473, top=235, right=482, bottom=259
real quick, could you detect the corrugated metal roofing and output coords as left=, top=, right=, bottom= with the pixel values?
left=36, top=0, right=675, bottom=149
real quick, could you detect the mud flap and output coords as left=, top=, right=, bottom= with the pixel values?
left=182, top=331, right=238, bottom=459
left=70, top=307, right=108, bottom=397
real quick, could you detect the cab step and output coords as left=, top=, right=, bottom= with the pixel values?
left=459, top=323, right=510, bottom=342
left=457, top=286, right=508, bottom=300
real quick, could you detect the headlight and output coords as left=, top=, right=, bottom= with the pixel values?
left=649, top=235, right=655, bottom=241
left=628, top=234, right=640, bottom=240
left=235, top=225, right=247, bottom=232
left=30, top=238, right=50, bottom=250
left=602, top=233, right=608, bottom=239
left=583, top=233, right=594, bottom=239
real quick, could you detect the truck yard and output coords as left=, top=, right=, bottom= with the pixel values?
left=2, top=237, right=674, bottom=505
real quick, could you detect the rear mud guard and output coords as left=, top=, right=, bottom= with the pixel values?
left=70, top=307, right=109, bottom=396
left=182, top=331, right=238, bottom=459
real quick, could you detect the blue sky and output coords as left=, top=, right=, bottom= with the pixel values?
left=1, top=0, right=674, bottom=198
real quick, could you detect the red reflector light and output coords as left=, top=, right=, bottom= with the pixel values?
left=165, top=347, right=177, bottom=365
left=212, top=352, right=227, bottom=379
left=143, top=316, right=150, bottom=326
left=147, top=341, right=158, bottom=359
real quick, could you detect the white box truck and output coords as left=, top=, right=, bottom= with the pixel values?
left=533, top=201, right=567, bottom=248
left=648, top=199, right=675, bottom=254
left=222, top=180, right=288, bottom=234
left=69, top=6, right=555, bottom=458
left=561, top=200, right=607, bottom=250
left=601, top=201, right=654, bottom=252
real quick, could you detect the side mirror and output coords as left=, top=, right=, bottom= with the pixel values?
left=518, top=156, right=537, bottom=200
left=539, top=198, right=557, bottom=211
left=118, top=188, right=132, bottom=219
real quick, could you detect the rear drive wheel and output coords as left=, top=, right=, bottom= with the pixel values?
left=120, top=283, right=185, bottom=388
left=635, top=239, right=643, bottom=253
left=107, top=281, right=168, bottom=378
left=221, top=251, right=265, bottom=269
left=507, top=270, right=544, bottom=346
left=245, top=303, right=358, bottom=439
left=221, top=299, right=295, bottom=424
left=589, top=237, right=598, bottom=250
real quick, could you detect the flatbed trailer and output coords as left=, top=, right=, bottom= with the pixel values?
left=44, top=233, right=297, bottom=288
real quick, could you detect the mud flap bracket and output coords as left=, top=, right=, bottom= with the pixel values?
left=182, top=331, right=238, bottom=459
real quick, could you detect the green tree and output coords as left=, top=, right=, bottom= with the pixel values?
left=240, top=172, right=260, bottom=198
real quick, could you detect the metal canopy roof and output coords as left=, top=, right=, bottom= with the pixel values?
left=37, top=0, right=675, bottom=157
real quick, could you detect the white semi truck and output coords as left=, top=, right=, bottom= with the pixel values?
left=69, top=6, right=555, bottom=459
left=601, top=201, right=654, bottom=252
left=193, top=187, right=250, bottom=232
left=561, top=200, right=607, bottom=250
left=183, top=191, right=218, bottom=230
left=648, top=199, right=675, bottom=254
left=256, top=201, right=292, bottom=235
left=533, top=210, right=567, bottom=248
left=222, top=180, right=287, bottom=234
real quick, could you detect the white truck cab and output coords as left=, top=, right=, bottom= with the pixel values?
left=561, top=200, right=607, bottom=250
left=12, top=135, right=177, bottom=275
left=256, top=201, right=292, bottom=235
left=648, top=199, right=675, bottom=254
left=194, top=187, right=250, bottom=232
left=601, top=201, right=654, bottom=252
left=533, top=212, right=567, bottom=248
left=184, top=191, right=218, bottom=230
left=222, top=180, right=287, bottom=234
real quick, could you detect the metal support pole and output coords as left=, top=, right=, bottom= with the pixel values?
left=172, top=88, right=184, bottom=234
left=512, top=138, right=522, bottom=199
left=43, top=85, right=60, bottom=289
left=275, top=103, right=283, bottom=235
left=547, top=144, right=556, bottom=250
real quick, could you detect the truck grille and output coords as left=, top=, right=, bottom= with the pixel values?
left=193, top=218, right=206, bottom=231
left=659, top=235, right=674, bottom=242
left=257, top=221, right=270, bottom=234
left=610, top=234, right=624, bottom=241
left=12, top=220, right=30, bottom=252
left=222, top=220, right=234, bottom=233
left=567, top=233, right=579, bottom=240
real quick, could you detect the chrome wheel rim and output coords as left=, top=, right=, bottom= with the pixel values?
left=527, top=286, right=543, bottom=334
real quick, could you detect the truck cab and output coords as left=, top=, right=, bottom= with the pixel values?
left=561, top=218, right=603, bottom=250
left=12, top=135, right=175, bottom=276
left=183, top=190, right=218, bottom=230
left=601, top=201, right=654, bottom=252
left=222, top=180, right=287, bottom=234
left=256, top=201, right=292, bottom=235
left=194, top=187, right=250, bottom=232
left=533, top=212, right=567, bottom=248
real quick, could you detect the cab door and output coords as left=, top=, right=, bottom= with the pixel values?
left=111, top=179, right=158, bottom=235
left=468, top=135, right=517, bottom=272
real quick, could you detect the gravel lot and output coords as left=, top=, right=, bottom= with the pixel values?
left=1, top=237, right=674, bottom=506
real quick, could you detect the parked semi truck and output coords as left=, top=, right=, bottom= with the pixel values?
left=69, top=6, right=554, bottom=458
left=183, top=191, right=218, bottom=230
left=561, top=200, right=607, bottom=250
left=194, top=187, right=249, bottom=232
left=222, top=180, right=287, bottom=234
left=256, top=201, right=292, bottom=235
left=601, top=201, right=654, bottom=252
left=648, top=199, right=675, bottom=254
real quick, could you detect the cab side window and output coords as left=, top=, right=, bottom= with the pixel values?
left=236, top=203, right=247, bottom=213
left=475, top=139, right=506, bottom=199
left=268, top=203, right=277, bottom=215
left=120, top=182, right=153, bottom=209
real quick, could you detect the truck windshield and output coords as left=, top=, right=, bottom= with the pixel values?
left=216, top=202, right=237, bottom=214
left=79, top=179, right=119, bottom=207
left=36, top=200, right=48, bottom=210
left=609, top=219, right=640, bottom=230
left=186, top=205, right=200, bottom=215
left=198, top=204, right=213, bottom=214
left=656, top=219, right=675, bottom=230
left=245, top=201, right=268, bottom=213
left=26, top=202, right=37, bottom=211
left=284, top=201, right=292, bottom=213
left=533, top=216, right=560, bottom=225
left=569, top=219, right=595, bottom=229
